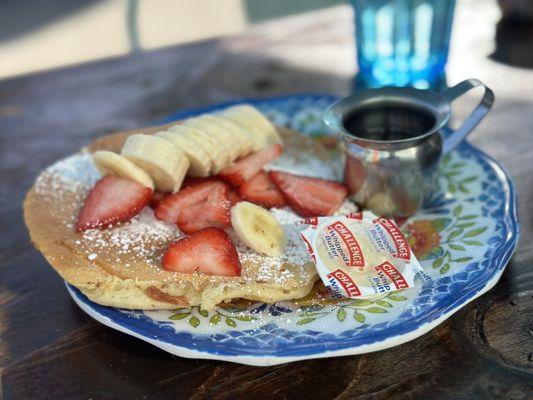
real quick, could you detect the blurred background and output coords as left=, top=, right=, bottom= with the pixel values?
left=1, top=0, right=532, bottom=86
left=0, top=0, right=352, bottom=79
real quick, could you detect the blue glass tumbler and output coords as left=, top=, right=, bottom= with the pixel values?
left=352, top=0, right=455, bottom=89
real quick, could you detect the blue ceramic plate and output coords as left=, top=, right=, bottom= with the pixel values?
left=67, top=94, right=519, bottom=366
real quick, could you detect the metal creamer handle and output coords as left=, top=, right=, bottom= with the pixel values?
left=442, top=79, right=494, bottom=154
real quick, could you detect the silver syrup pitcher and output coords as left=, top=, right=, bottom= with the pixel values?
left=323, top=79, right=494, bottom=217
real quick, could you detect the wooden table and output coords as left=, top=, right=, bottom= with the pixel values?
left=1, top=1, right=532, bottom=398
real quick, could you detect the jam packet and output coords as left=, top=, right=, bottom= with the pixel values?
left=299, top=211, right=424, bottom=298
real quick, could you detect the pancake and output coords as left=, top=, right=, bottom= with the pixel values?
left=24, top=126, right=355, bottom=310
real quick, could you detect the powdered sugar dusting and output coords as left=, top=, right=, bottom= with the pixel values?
left=35, top=141, right=356, bottom=286
left=81, top=208, right=178, bottom=265
left=336, top=199, right=359, bottom=215
left=268, top=154, right=338, bottom=180
left=270, top=200, right=358, bottom=226
left=228, top=220, right=313, bottom=285
left=48, top=149, right=101, bottom=187
left=35, top=149, right=101, bottom=203
left=35, top=171, right=85, bottom=202
left=269, top=207, right=303, bottom=225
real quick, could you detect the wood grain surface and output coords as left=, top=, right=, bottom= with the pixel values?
left=1, top=1, right=532, bottom=399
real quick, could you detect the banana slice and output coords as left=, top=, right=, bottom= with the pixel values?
left=231, top=201, right=287, bottom=258
left=220, top=104, right=282, bottom=150
left=121, top=134, right=189, bottom=192
left=190, top=116, right=242, bottom=161
left=155, top=131, right=212, bottom=177
left=92, top=150, right=155, bottom=190
left=219, top=111, right=264, bottom=151
left=194, top=115, right=244, bottom=160
left=169, top=124, right=228, bottom=174
left=200, top=114, right=254, bottom=158
left=184, top=117, right=237, bottom=162
left=173, top=156, right=190, bottom=190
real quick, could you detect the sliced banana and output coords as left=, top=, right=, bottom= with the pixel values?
left=184, top=117, right=235, bottom=163
left=191, top=115, right=242, bottom=161
left=220, top=104, right=282, bottom=150
left=200, top=114, right=254, bottom=158
left=231, top=201, right=287, bottom=258
left=169, top=124, right=228, bottom=174
left=173, top=156, right=190, bottom=191
left=92, top=150, right=155, bottom=190
left=155, top=131, right=212, bottom=177
left=121, top=134, right=189, bottom=192
left=219, top=112, right=264, bottom=151
left=194, top=115, right=245, bottom=160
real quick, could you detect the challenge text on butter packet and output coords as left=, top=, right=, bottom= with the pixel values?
left=299, top=211, right=424, bottom=298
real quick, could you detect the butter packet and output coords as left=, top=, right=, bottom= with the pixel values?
left=299, top=211, right=424, bottom=298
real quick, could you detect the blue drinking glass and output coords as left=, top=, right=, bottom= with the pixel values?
left=352, top=0, right=455, bottom=89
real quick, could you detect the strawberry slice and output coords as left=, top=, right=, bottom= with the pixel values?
left=219, top=144, right=283, bottom=187
left=184, top=176, right=241, bottom=207
left=162, top=228, right=241, bottom=276
left=149, top=191, right=169, bottom=209
left=154, top=181, right=231, bottom=233
left=238, top=170, right=286, bottom=208
left=177, top=184, right=231, bottom=233
left=76, top=176, right=152, bottom=232
left=228, top=189, right=241, bottom=207
left=181, top=176, right=218, bottom=189
left=269, top=171, right=348, bottom=217
left=155, top=181, right=224, bottom=223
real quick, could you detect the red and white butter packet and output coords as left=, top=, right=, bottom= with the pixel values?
left=299, top=211, right=424, bottom=298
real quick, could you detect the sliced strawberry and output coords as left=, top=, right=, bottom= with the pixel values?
left=149, top=191, right=169, bottom=209
left=238, top=170, right=286, bottom=208
left=182, top=176, right=218, bottom=189
left=76, top=176, right=152, bottom=232
left=155, top=181, right=218, bottom=223
left=182, top=176, right=241, bottom=206
left=177, top=184, right=231, bottom=233
left=228, top=190, right=241, bottom=207
left=162, top=228, right=241, bottom=276
left=154, top=181, right=231, bottom=233
left=269, top=171, right=347, bottom=217
left=219, top=144, right=283, bottom=187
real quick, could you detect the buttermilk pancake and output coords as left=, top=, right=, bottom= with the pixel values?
left=25, top=107, right=354, bottom=311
